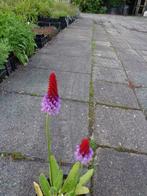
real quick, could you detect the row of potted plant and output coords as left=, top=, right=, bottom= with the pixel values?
left=0, top=0, right=78, bottom=82
left=0, top=0, right=78, bottom=24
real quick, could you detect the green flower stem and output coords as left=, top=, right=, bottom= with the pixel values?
left=80, top=163, right=83, bottom=176
left=45, top=113, right=53, bottom=186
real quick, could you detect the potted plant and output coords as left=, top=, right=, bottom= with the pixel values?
left=34, top=72, right=95, bottom=196
left=38, top=1, right=78, bottom=30
left=0, top=12, right=36, bottom=65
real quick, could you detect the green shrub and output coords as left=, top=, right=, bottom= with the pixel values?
left=108, top=0, right=123, bottom=7
left=50, top=2, right=78, bottom=18
left=12, top=0, right=52, bottom=22
left=0, top=0, right=53, bottom=22
left=0, top=39, right=11, bottom=70
left=0, top=0, right=78, bottom=20
left=72, top=0, right=103, bottom=13
left=0, top=11, right=35, bottom=64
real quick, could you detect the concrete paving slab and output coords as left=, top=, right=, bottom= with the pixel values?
left=93, top=28, right=108, bottom=42
left=94, top=56, right=122, bottom=69
left=0, top=92, right=88, bottom=162
left=62, top=29, right=92, bottom=37
left=93, top=148, right=147, bottom=196
left=55, top=29, right=92, bottom=42
left=122, top=60, right=147, bottom=72
left=93, top=33, right=109, bottom=42
left=117, top=48, right=144, bottom=63
left=94, top=105, right=147, bottom=152
left=94, top=50, right=118, bottom=60
left=110, top=38, right=131, bottom=49
left=0, top=159, right=48, bottom=196
left=127, top=70, right=147, bottom=87
left=0, top=158, right=71, bottom=196
left=140, top=50, right=147, bottom=62
left=39, top=44, right=91, bottom=57
left=29, top=53, right=91, bottom=74
left=129, top=42, right=147, bottom=51
left=1, top=68, right=90, bottom=102
left=135, top=88, right=147, bottom=116
left=71, top=17, right=93, bottom=27
left=0, top=92, right=46, bottom=159
left=49, top=38, right=90, bottom=48
left=56, top=34, right=91, bottom=42
left=94, top=45, right=113, bottom=53
left=93, top=66, right=127, bottom=84
left=95, top=41, right=111, bottom=47
left=94, top=81, right=139, bottom=109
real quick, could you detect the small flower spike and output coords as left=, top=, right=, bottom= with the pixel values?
left=74, top=138, right=94, bottom=165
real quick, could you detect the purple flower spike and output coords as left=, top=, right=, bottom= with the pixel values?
left=41, top=95, right=61, bottom=116
left=41, top=72, right=61, bottom=115
left=74, top=138, right=94, bottom=165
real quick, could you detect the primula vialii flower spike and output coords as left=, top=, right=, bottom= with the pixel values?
left=41, top=72, right=61, bottom=115
left=74, top=138, right=94, bottom=165
left=48, top=72, right=58, bottom=98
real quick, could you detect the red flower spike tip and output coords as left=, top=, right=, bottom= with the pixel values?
left=48, top=72, right=58, bottom=98
left=75, top=137, right=94, bottom=165
left=79, top=138, right=90, bottom=156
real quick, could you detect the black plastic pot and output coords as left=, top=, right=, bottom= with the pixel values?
left=50, top=22, right=61, bottom=31
left=38, top=16, right=68, bottom=30
left=38, top=21, right=50, bottom=27
left=0, top=53, right=18, bottom=83
left=38, top=21, right=61, bottom=31
left=68, top=17, right=74, bottom=25
left=5, top=59, right=12, bottom=76
left=38, top=15, right=50, bottom=22
left=59, top=17, right=68, bottom=29
left=0, top=69, right=7, bottom=83
left=35, top=34, right=48, bottom=48
left=9, top=53, right=17, bottom=71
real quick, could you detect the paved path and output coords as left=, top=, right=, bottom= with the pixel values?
left=0, top=14, right=147, bottom=195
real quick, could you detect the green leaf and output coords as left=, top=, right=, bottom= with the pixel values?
left=33, top=182, right=43, bottom=196
left=75, top=185, right=89, bottom=195
left=39, top=173, right=51, bottom=196
left=65, top=190, right=76, bottom=196
left=90, top=139, right=97, bottom=152
left=79, top=169, right=94, bottom=186
left=50, top=186, right=58, bottom=195
left=61, top=162, right=80, bottom=193
left=50, top=155, right=63, bottom=190
left=54, top=169, right=63, bottom=191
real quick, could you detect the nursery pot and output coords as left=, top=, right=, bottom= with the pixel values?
left=38, top=15, right=50, bottom=22
left=35, top=34, right=48, bottom=48
left=5, top=59, right=12, bottom=76
left=9, top=53, right=17, bottom=71
left=59, top=17, right=68, bottom=29
left=0, top=69, right=7, bottom=83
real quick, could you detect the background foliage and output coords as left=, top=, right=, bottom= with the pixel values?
left=72, top=0, right=106, bottom=13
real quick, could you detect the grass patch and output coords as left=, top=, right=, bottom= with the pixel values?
left=0, top=152, right=28, bottom=160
